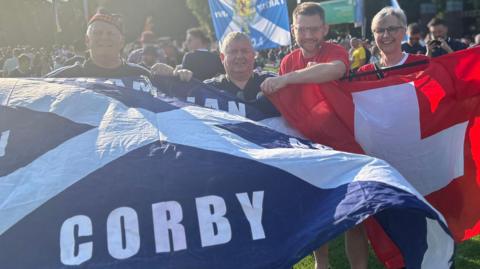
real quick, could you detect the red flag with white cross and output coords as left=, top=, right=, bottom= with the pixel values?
left=269, top=47, right=480, bottom=268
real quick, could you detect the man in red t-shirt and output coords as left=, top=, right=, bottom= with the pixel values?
left=260, top=4, right=348, bottom=94
left=261, top=3, right=368, bottom=269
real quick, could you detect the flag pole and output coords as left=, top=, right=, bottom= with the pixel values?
left=83, top=0, right=89, bottom=22
left=341, top=59, right=429, bottom=81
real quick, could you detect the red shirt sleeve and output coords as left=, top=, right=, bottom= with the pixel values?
left=323, top=43, right=349, bottom=73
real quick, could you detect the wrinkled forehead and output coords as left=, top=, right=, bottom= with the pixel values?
left=293, top=14, right=324, bottom=26
left=372, top=14, right=402, bottom=29
left=429, top=24, right=447, bottom=32
left=87, top=20, right=123, bottom=35
left=226, top=38, right=253, bottom=49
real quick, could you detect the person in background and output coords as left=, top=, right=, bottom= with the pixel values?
left=357, top=7, right=429, bottom=80
left=349, top=37, right=366, bottom=72
left=161, top=40, right=183, bottom=68
left=369, top=45, right=381, bottom=65
left=261, top=3, right=368, bottom=269
left=460, top=36, right=472, bottom=47
left=426, top=18, right=467, bottom=57
left=3, top=48, right=21, bottom=77
left=139, top=45, right=159, bottom=70
left=64, top=39, right=87, bottom=66
left=128, top=31, right=166, bottom=65
left=8, top=54, right=32, bottom=77
left=472, top=34, right=480, bottom=47
left=402, top=23, right=426, bottom=55
left=181, top=27, right=224, bottom=80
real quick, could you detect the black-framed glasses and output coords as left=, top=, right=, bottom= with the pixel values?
left=293, top=25, right=322, bottom=35
left=373, top=26, right=404, bottom=35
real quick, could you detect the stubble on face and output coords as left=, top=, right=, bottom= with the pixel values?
left=293, top=14, right=327, bottom=58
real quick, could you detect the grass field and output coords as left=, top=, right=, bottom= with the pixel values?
left=293, top=235, right=480, bottom=269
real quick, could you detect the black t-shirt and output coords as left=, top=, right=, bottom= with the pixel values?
left=204, top=71, right=280, bottom=116
left=182, top=50, right=225, bottom=81
left=63, top=55, right=86, bottom=66
left=45, top=59, right=151, bottom=78
left=431, top=38, right=468, bottom=57
left=401, top=42, right=427, bottom=55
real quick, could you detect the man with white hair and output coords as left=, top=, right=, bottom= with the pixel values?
left=204, top=31, right=278, bottom=115
left=357, top=7, right=429, bottom=80
left=47, top=9, right=191, bottom=81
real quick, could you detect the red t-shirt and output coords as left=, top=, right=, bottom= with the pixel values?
left=279, top=42, right=349, bottom=75
left=270, top=42, right=365, bottom=153
left=356, top=53, right=430, bottom=81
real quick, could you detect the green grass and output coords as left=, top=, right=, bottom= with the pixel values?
left=293, top=235, right=480, bottom=269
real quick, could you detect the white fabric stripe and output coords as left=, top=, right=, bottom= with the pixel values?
left=250, top=14, right=291, bottom=45
left=0, top=79, right=17, bottom=106
left=0, top=130, right=10, bottom=157
left=220, top=19, right=243, bottom=41
left=0, top=103, right=161, bottom=236
left=421, top=218, right=454, bottom=268
left=353, top=82, right=467, bottom=195
left=6, top=79, right=116, bottom=126
left=156, top=106, right=423, bottom=198
left=257, top=117, right=305, bottom=138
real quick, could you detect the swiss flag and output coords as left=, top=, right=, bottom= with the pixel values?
left=269, top=47, right=480, bottom=268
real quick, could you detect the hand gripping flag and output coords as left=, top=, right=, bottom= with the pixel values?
left=268, top=47, right=480, bottom=268
left=0, top=77, right=454, bottom=268
left=208, top=0, right=291, bottom=50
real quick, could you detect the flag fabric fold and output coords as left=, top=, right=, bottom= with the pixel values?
left=208, top=0, right=291, bottom=50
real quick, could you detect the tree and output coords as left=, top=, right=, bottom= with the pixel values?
left=186, top=0, right=214, bottom=37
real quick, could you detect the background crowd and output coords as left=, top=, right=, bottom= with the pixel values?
left=1, top=15, right=478, bottom=79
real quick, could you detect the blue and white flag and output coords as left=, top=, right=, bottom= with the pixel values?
left=0, top=77, right=454, bottom=268
left=208, top=0, right=291, bottom=50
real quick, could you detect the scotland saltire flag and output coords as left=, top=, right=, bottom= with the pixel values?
left=0, top=77, right=454, bottom=268
left=208, top=0, right=291, bottom=50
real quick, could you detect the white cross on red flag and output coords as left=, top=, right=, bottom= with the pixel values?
left=269, top=47, right=480, bottom=268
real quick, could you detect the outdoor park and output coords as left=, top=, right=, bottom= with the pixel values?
left=0, top=0, right=480, bottom=269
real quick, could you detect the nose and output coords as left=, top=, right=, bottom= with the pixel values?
left=380, top=30, right=391, bottom=38
left=304, top=30, right=314, bottom=38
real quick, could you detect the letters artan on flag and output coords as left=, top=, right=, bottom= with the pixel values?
left=0, top=77, right=454, bottom=268
left=268, top=47, right=480, bottom=268
left=208, top=0, right=291, bottom=50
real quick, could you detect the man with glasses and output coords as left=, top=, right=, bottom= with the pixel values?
left=261, top=3, right=368, bottom=269
left=357, top=7, right=429, bottom=80
left=260, top=2, right=348, bottom=95
left=401, top=23, right=426, bottom=55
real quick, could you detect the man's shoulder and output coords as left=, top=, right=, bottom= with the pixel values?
left=122, top=62, right=151, bottom=76
left=401, top=42, right=411, bottom=49
left=448, top=38, right=468, bottom=51
left=45, top=63, right=84, bottom=78
left=282, top=48, right=302, bottom=60
left=128, top=48, right=143, bottom=56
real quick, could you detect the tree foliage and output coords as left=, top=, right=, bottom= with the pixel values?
left=186, top=0, right=214, bottom=37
